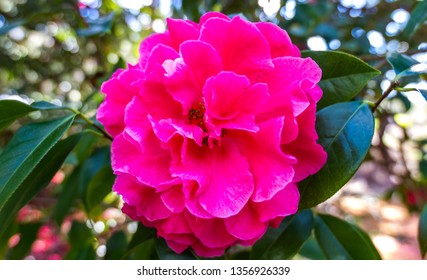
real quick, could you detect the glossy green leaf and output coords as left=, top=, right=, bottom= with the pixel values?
left=387, top=53, right=419, bottom=76
left=0, top=115, right=76, bottom=232
left=418, top=205, right=427, bottom=258
left=155, top=238, right=197, bottom=260
left=85, top=163, right=115, bottom=214
left=402, top=0, right=427, bottom=40
left=0, top=100, right=36, bottom=131
left=299, top=101, right=374, bottom=208
left=0, top=134, right=81, bottom=232
left=76, top=12, right=115, bottom=37
left=8, top=223, right=42, bottom=260
left=314, top=214, right=381, bottom=260
left=0, top=100, right=66, bottom=132
left=105, top=231, right=128, bottom=260
left=251, top=209, right=313, bottom=260
left=302, top=51, right=380, bottom=109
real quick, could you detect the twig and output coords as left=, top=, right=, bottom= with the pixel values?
left=371, top=81, right=399, bottom=113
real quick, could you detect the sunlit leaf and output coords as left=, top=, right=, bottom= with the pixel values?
left=302, top=51, right=380, bottom=110
left=387, top=53, right=419, bottom=76
left=251, top=210, right=313, bottom=260
left=0, top=100, right=36, bottom=131
left=299, top=101, right=374, bottom=208
left=314, top=214, right=381, bottom=260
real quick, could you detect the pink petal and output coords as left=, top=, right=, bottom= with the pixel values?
left=139, top=32, right=172, bottom=69
left=134, top=74, right=183, bottom=120
left=160, top=214, right=192, bottom=235
left=185, top=213, right=236, bottom=248
left=145, top=44, right=179, bottom=74
left=256, top=22, right=299, bottom=58
left=163, top=59, right=201, bottom=114
left=180, top=40, right=223, bottom=89
left=113, top=175, right=173, bottom=221
left=161, top=186, right=185, bottom=213
left=281, top=103, right=327, bottom=181
left=172, top=138, right=254, bottom=218
left=191, top=241, right=228, bottom=258
left=166, top=240, right=189, bottom=254
left=199, top=12, right=230, bottom=25
left=98, top=68, right=143, bottom=136
left=148, top=116, right=205, bottom=146
left=112, top=133, right=178, bottom=188
left=255, top=183, right=299, bottom=222
left=225, top=204, right=268, bottom=240
left=229, top=117, right=295, bottom=202
left=200, top=16, right=273, bottom=75
left=166, top=18, right=200, bottom=50
left=182, top=180, right=214, bottom=219
left=204, top=71, right=268, bottom=134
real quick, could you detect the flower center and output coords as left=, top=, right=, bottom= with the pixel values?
left=188, top=102, right=206, bottom=131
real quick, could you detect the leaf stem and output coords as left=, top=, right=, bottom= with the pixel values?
left=67, top=108, right=113, bottom=141
left=371, top=81, right=400, bottom=113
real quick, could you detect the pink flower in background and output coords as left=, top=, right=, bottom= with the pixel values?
left=98, top=12, right=326, bottom=257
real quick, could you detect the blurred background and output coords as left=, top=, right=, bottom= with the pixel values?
left=0, top=0, right=426, bottom=260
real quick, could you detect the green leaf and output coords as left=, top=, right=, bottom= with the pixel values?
left=298, top=236, right=325, bottom=260
left=314, top=214, right=381, bottom=260
left=418, top=205, right=427, bottom=258
left=76, top=12, right=115, bottom=37
left=301, top=51, right=380, bottom=110
left=128, top=223, right=156, bottom=252
left=299, top=101, right=374, bottom=208
left=155, top=238, right=197, bottom=260
left=387, top=53, right=419, bottom=75
left=402, top=0, right=427, bottom=40
left=0, top=134, right=81, bottom=232
left=0, top=100, right=36, bottom=131
left=53, top=166, right=82, bottom=225
left=85, top=163, right=115, bottom=214
left=127, top=239, right=156, bottom=260
left=0, top=100, right=67, bottom=132
left=0, top=115, right=76, bottom=232
left=7, top=223, right=42, bottom=260
left=251, top=209, right=313, bottom=260
left=78, top=147, right=111, bottom=215
left=396, top=63, right=427, bottom=80
left=105, top=231, right=128, bottom=260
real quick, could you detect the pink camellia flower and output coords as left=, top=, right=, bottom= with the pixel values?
left=97, top=12, right=327, bottom=257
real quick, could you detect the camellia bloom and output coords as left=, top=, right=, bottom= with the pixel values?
left=97, top=12, right=327, bottom=257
